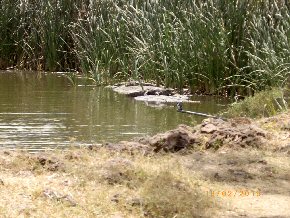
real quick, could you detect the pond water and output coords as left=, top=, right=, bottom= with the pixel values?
left=0, top=71, right=229, bottom=151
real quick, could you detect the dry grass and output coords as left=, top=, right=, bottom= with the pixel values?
left=2, top=146, right=289, bottom=217
left=0, top=112, right=289, bottom=217
left=140, top=170, right=213, bottom=218
left=0, top=148, right=216, bottom=218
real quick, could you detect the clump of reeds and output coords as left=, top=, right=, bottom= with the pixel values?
left=71, top=0, right=290, bottom=94
left=224, top=88, right=288, bottom=118
left=1, top=0, right=289, bottom=95
left=0, top=0, right=77, bottom=71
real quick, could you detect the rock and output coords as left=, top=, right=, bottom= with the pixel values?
left=0, top=179, right=4, bottom=186
left=64, top=152, right=81, bottom=160
left=200, top=123, right=218, bottom=134
left=110, top=193, right=121, bottom=203
left=43, top=188, right=77, bottom=206
left=36, top=156, right=64, bottom=171
left=147, top=124, right=199, bottom=152
left=87, top=144, right=102, bottom=151
left=139, top=117, right=267, bottom=152
left=3, top=151, right=10, bottom=155
left=43, top=188, right=62, bottom=199
left=94, top=115, right=268, bottom=155
left=61, top=195, right=77, bottom=207
left=257, top=160, right=268, bottom=165
left=202, top=118, right=266, bottom=149
left=126, top=197, right=143, bottom=206
left=61, top=179, right=71, bottom=186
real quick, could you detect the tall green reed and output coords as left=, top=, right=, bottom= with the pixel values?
left=71, top=0, right=289, bottom=94
left=0, top=0, right=289, bottom=95
left=0, top=0, right=79, bottom=71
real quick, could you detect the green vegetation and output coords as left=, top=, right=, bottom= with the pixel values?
left=0, top=0, right=289, bottom=95
left=224, top=88, right=288, bottom=118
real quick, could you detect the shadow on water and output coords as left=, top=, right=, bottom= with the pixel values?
left=0, top=71, right=229, bottom=151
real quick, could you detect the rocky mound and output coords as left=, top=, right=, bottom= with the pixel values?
left=141, top=124, right=199, bottom=152
left=100, top=118, right=267, bottom=153
left=201, top=118, right=267, bottom=149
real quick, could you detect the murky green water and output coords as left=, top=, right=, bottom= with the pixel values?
left=0, top=71, right=229, bottom=151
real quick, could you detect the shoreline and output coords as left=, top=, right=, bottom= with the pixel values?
left=0, top=111, right=289, bottom=217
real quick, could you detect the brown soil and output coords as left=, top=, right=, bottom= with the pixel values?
left=182, top=149, right=290, bottom=217
left=91, top=111, right=290, bottom=217
left=0, top=111, right=289, bottom=217
left=102, top=115, right=281, bottom=153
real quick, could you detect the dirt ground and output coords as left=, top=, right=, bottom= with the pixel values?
left=182, top=149, right=290, bottom=217
left=0, top=111, right=289, bottom=218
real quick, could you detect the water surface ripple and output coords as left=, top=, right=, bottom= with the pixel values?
left=0, top=71, right=228, bottom=151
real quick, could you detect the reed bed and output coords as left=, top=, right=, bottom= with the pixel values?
left=0, top=0, right=289, bottom=95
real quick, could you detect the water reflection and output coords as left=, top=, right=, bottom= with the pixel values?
left=0, top=71, right=229, bottom=151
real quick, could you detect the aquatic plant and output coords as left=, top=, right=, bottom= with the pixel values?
left=224, top=88, right=288, bottom=118
left=0, top=0, right=289, bottom=95
left=0, top=0, right=77, bottom=71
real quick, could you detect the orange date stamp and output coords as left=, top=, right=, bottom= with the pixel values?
left=207, top=189, right=261, bottom=197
